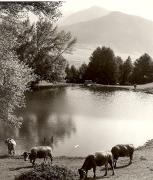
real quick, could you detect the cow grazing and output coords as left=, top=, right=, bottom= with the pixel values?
left=78, top=152, right=115, bottom=179
left=23, top=146, right=53, bottom=165
left=5, top=138, right=16, bottom=155
left=111, top=144, right=134, bottom=168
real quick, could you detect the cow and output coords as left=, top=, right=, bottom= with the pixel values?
left=111, top=144, right=134, bottom=168
left=78, top=151, right=115, bottom=179
left=5, top=138, right=16, bottom=155
left=23, top=146, right=53, bottom=165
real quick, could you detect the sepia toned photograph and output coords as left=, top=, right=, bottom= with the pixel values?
left=0, top=0, right=153, bottom=179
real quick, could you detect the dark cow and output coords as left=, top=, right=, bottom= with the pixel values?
left=78, top=152, right=115, bottom=179
left=111, top=144, right=134, bottom=168
left=23, top=146, right=53, bottom=165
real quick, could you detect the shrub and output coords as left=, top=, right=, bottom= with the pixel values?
left=15, top=164, right=78, bottom=180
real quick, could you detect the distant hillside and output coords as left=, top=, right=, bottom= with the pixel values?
left=60, top=6, right=110, bottom=26
left=61, top=11, right=153, bottom=66
left=63, top=11, right=153, bottom=54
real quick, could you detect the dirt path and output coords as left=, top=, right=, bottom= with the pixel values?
left=1, top=141, right=153, bottom=180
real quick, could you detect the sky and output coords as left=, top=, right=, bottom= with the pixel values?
left=2, top=0, right=153, bottom=21
left=60, top=0, right=153, bottom=21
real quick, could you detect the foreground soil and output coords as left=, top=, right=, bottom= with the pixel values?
left=1, top=140, right=153, bottom=180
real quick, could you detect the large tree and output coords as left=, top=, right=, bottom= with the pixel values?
left=120, top=56, right=133, bottom=85
left=78, top=63, right=88, bottom=83
left=65, top=65, right=79, bottom=83
left=0, top=1, right=62, bottom=21
left=15, top=18, right=75, bottom=82
left=0, top=2, right=76, bottom=127
left=131, top=53, right=153, bottom=84
left=0, top=18, right=36, bottom=127
left=115, top=56, right=124, bottom=84
left=86, top=47, right=117, bottom=84
left=0, top=2, right=76, bottom=82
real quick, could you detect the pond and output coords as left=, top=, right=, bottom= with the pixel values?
left=0, top=86, right=153, bottom=156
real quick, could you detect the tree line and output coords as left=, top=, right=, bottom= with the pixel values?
left=66, top=47, right=153, bottom=85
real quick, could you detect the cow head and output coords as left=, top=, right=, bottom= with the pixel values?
left=22, top=152, right=30, bottom=161
left=5, top=138, right=11, bottom=145
left=78, top=168, right=86, bottom=179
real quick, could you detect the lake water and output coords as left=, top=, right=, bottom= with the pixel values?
left=0, top=86, right=153, bottom=156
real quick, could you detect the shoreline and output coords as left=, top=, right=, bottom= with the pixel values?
left=2, top=139, right=153, bottom=179
left=33, top=82, right=153, bottom=94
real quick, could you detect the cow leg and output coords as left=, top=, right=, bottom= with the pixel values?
left=32, top=159, right=35, bottom=166
left=44, top=156, right=47, bottom=163
left=49, top=154, right=53, bottom=164
left=8, top=147, right=10, bottom=155
left=114, top=158, right=118, bottom=168
left=109, top=160, right=115, bottom=175
left=9, top=149, right=11, bottom=155
left=104, top=163, right=108, bottom=176
left=13, top=148, right=15, bottom=156
left=85, top=170, right=88, bottom=178
left=93, top=168, right=96, bottom=178
left=129, top=153, right=133, bottom=164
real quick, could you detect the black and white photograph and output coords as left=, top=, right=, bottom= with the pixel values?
left=0, top=0, right=153, bottom=179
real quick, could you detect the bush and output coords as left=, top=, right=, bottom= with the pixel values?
left=15, top=164, right=78, bottom=180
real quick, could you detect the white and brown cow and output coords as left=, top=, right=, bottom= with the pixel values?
left=23, top=146, right=53, bottom=165
left=5, top=138, right=16, bottom=155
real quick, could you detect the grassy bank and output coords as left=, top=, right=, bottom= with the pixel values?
left=1, top=140, right=153, bottom=179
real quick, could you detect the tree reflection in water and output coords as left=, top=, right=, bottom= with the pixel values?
left=0, top=88, right=76, bottom=153
left=20, top=113, right=76, bottom=150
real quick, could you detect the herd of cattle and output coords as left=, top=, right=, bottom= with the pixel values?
left=5, top=138, right=134, bottom=179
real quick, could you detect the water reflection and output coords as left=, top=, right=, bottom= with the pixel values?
left=0, top=88, right=76, bottom=154
left=19, top=88, right=76, bottom=150
left=19, top=113, right=76, bottom=150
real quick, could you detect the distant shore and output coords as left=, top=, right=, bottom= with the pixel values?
left=85, top=82, right=153, bottom=94
left=33, top=81, right=153, bottom=94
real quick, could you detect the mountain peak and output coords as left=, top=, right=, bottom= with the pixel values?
left=60, top=6, right=110, bottom=26
left=62, top=11, right=153, bottom=57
